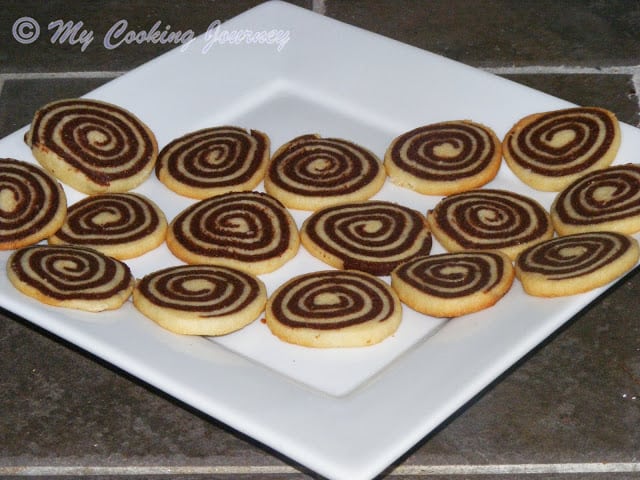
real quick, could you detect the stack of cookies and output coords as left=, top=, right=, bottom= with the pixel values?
left=3, top=98, right=639, bottom=349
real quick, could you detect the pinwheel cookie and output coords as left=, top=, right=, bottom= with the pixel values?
left=515, top=231, right=639, bottom=297
left=134, top=264, right=267, bottom=336
left=551, top=163, right=640, bottom=236
left=7, top=244, right=134, bottom=312
left=49, top=193, right=167, bottom=260
left=384, top=120, right=502, bottom=195
left=156, top=126, right=270, bottom=199
left=266, top=270, right=402, bottom=348
left=503, top=107, right=620, bottom=191
left=301, top=200, right=432, bottom=276
left=391, top=251, right=514, bottom=317
left=25, top=98, right=158, bottom=194
left=167, top=191, right=299, bottom=275
left=265, top=134, right=386, bottom=210
left=0, top=158, right=67, bottom=250
left=427, top=189, right=553, bottom=260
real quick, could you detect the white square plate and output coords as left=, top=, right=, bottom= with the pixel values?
left=1, top=2, right=639, bottom=479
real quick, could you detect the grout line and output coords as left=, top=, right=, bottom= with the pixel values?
left=0, top=71, right=125, bottom=81
left=0, top=466, right=299, bottom=476
left=632, top=71, right=640, bottom=118
left=312, top=0, right=327, bottom=15
left=392, top=462, right=640, bottom=475
left=3, top=462, right=640, bottom=476
left=483, top=65, right=640, bottom=75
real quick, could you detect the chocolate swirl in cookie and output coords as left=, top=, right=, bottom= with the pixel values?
left=49, top=193, right=167, bottom=259
left=167, top=191, right=299, bottom=274
left=391, top=251, right=514, bottom=317
left=301, top=200, right=432, bottom=275
left=551, top=163, right=640, bottom=235
left=393, top=252, right=507, bottom=299
left=266, top=269, right=402, bottom=347
left=503, top=107, right=620, bottom=191
left=427, top=189, right=553, bottom=259
left=133, top=264, right=267, bottom=335
left=515, top=231, right=639, bottom=297
left=7, top=244, right=134, bottom=311
left=385, top=120, right=501, bottom=195
left=156, top=126, right=270, bottom=199
left=265, top=134, right=385, bottom=210
left=137, top=265, right=263, bottom=315
left=269, top=270, right=398, bottom=329
left=0, top=158, right=67, bottom=250
left=517, top=232, right=634, bottom=280
left=25, top=98, right=157, bottom=194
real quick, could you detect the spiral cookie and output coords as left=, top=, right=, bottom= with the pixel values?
left=264, top=134, right=386, bottom=210
left=7, top=244, right=134, bottom=311
left=384, top=120, right=502, bottom=195
left=391, top=251, right=514, bottom=317
left=156, top=126, right=270, bottom=199
left=503, top=107, right=620, bottom=191
left=24, top=98, right=158, bottom=194
left=167, top=191, right=299, bottom=274
left=133, top=264, right=266, bottom=335
left=301, top=200, right=432, bottom=276
left=427, top=189, right=553, bottom=260
left=0, top=158, right=67, bottom=250
left=266, top=270, right=402, bottom=348
left=48, top=193, right=167, bottom=260
left=551, top=163, right=640, bottom=236
left=515, top=231, right=639, bottom=297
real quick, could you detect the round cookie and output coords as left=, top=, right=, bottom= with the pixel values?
left=48, top=192, right=167, bottom=260
left=502, top=106, right=620, bottom=192
left=515, top=231, right=639, bottom=297
left=384, top=120, right=502, bottom=195
left=0, top=158, right=67, bottom=250
left=265, top=269, right=402, bottom=348
left=7, top=244, right=134, bottom=312
left=427, top=189, right=553, bottom=260
left=133, top=264, right=267, bottom=336
left=166, top=191, right=300, bottom=275
left=24, top=98, right=158, bottom=194
left=391, top=251, right=514, bottom=318
left=550, top=163, right=640, bottom=236
left=301, top=200, right=432, bottom=276
left=264, top=134, right=386, bottom=210
left=156, top=126, right=270, bottom=199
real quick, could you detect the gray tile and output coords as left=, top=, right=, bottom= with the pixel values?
left=324, top=0, right=640, bottom=67
left=498, top=73, right=640, bottom=126
left=0, top=0, right=311, bottom=73
left=0, top=78, right=116, bottom=138
left=0, top=315, right=288, bottom=467
left=397, top=269, right=640, bottom=467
